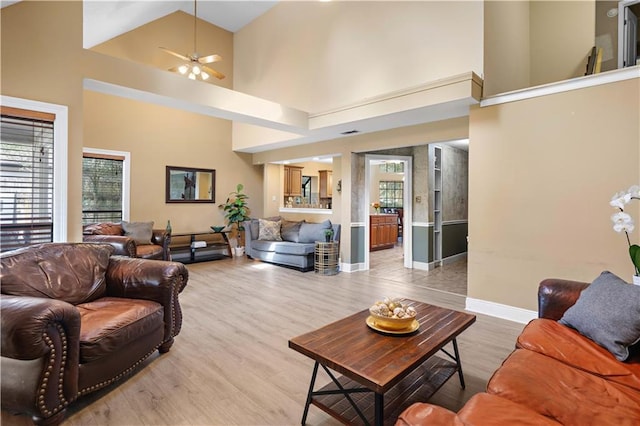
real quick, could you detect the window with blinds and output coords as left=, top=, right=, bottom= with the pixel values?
left=0, top=108, right=55, bottom=252
left=82, top=154, right=124, bottom=224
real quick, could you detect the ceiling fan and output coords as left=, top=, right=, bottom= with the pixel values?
left=159, top=0, right=225, bottom=81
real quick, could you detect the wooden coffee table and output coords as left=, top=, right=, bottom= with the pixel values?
left=288, top=300, right=476, bottom=426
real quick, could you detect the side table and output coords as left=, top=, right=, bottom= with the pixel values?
left=315, top=241, right=339, bottom=275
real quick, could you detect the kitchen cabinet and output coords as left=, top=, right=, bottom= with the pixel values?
left=370, top=214, right=398, bottom=251
left=319, top=170, right=332, bottom=198
left=284, top=166, right=303, bottom=197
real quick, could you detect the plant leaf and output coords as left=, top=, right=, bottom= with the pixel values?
left=630, top=244, right=640, bottom=273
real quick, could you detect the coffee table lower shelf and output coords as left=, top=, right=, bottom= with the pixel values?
left=309, top=356, right=457, bottom=426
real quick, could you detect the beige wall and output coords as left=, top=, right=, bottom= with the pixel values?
left=469, top=77, right=640, bottom=311
left=530, top=0, right=595, bottom=86
left=234, top=1, right=484, bottom=112
left=83, top=91, right=262, bottom=233
left=484, top=0, right=531, bottom=96
left=595, top=0, right=619, bottom=73
left=1, top=1, right=85, bottom=241
left=484, top=0, right=597, bottom=96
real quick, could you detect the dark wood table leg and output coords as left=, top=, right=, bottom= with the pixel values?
left=452, top=338, right=466, bottom=389
left=219, top=232, right=233, bottom=258
left=374, top=392, right=384, bottom=426
left=301, top=361, right=319, bottom=425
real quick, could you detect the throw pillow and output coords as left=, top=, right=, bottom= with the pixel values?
left=258, top=219, right=282, bottom=241
left=121, top=221, right=154, bottom=245
left=281, top=220, right=304, bottom=243
left=298, top=220, right=332, bottom=243
left=559, top=271, right=640, bottom=361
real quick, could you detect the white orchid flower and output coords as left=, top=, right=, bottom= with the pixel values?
left=610, top=191, right=632, bottom=209
left=629, top=185, right=640, bottom=199
left=612, top=212, right=635, bottom=233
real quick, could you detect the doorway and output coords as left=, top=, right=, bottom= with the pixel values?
left=364, top=154, right=412, bottom=270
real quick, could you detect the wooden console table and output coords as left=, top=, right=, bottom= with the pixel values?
left=169, top=231, right=232, bottom=263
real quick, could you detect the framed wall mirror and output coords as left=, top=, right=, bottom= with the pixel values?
left=166, top=166, right=215, bottom=203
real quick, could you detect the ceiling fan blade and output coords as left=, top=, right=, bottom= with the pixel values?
left=202, top=65, right=225, bottom=80
left=159, top=47, right=190, bottom=61
left=198, top=54, right=222, bottom=65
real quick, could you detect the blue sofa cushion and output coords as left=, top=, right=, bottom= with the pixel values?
left=298, top=220, right=332, bottom=243
left=251, top=240, right=314, bottom=256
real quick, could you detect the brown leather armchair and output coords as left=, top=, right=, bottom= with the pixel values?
left=82, top=222, right=171, bottom=260
left=0, top=243, right=188, bottom=425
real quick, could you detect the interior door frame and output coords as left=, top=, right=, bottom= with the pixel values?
left=618, top=0, right=640, bottom=68
left=364, top=154, right=413, bottom=270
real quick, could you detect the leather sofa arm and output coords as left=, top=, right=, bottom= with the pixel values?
left=83, top=234, right=136, bottom=257
left=151, top=229, right=171, bottom=261
left=105, top=257, right=188, bottom=348
left=395, top=402, right=464, bottom=425
left=1, top=295, right=80, bottom=419
left=538, top=278, right=589, bottom=320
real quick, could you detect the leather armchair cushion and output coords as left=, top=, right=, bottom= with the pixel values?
left=517, top=319, right=640, bottom=391
left=135, top=244, right=164, bottom=260
left=487, top=349, right=640, bottom=424
left=77, top=297, right=163, bottom=363
left=0, top=243, right=113, bottom=305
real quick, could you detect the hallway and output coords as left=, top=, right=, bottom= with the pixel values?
left=368, top=245, right=468, bottom=296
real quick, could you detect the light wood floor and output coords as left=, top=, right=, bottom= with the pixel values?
left=2, top=254, right=524, bottom=426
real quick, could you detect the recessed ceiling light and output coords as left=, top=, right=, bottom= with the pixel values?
left=607, top=8, right=618, bottom=18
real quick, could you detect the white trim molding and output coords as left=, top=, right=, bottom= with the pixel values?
left=1, top=95, right=68, bottom=242
left=465, top=297, right=537, bottom=324
left=341, top=262, right=365, bottom=273
left=481, top=66, right=640, bottom=108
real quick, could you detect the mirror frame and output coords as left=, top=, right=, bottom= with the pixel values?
left=165, top=165, right=216, bottom=203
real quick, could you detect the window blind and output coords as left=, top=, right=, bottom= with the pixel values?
left=0, top=109, right=55, bottom=252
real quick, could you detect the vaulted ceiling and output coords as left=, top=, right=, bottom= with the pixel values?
left=1, top=1, right=278, bottom=48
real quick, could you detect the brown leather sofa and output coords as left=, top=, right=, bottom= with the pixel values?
left=397, top=278, right=640, bottom=425
left=82, top=222, right=171, bottom=260
left=0, top=243, right=188, bottom=425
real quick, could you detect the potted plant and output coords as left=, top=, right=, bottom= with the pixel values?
left=610, top=184, right=640, bottom=285
left=219, top=183, right=250, bottom=254
left=324, top=229, right=334, bottom=243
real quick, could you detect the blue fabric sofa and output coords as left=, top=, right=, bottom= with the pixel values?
left=243, top=218, right=340, bottom=272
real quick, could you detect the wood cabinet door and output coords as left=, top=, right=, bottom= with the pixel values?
left=319, top=170, right=332, bottom=198
left=370, top=219, right=380, bottom=249
left=289, top=167, right=302, bottom=197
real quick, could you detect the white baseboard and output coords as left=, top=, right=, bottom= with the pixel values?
left=412, top=261, right=430, bottom=271
left=465, top=297, right=537, bottom=324
left=341, top=262, right=365, bottom=273
left=443, top=252, right=467, bottom=265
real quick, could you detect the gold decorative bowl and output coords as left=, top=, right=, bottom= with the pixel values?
left=368, top=309, right=416, bottom=331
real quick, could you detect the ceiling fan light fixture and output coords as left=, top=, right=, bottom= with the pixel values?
left=160, top=0, right=225, bottom=81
